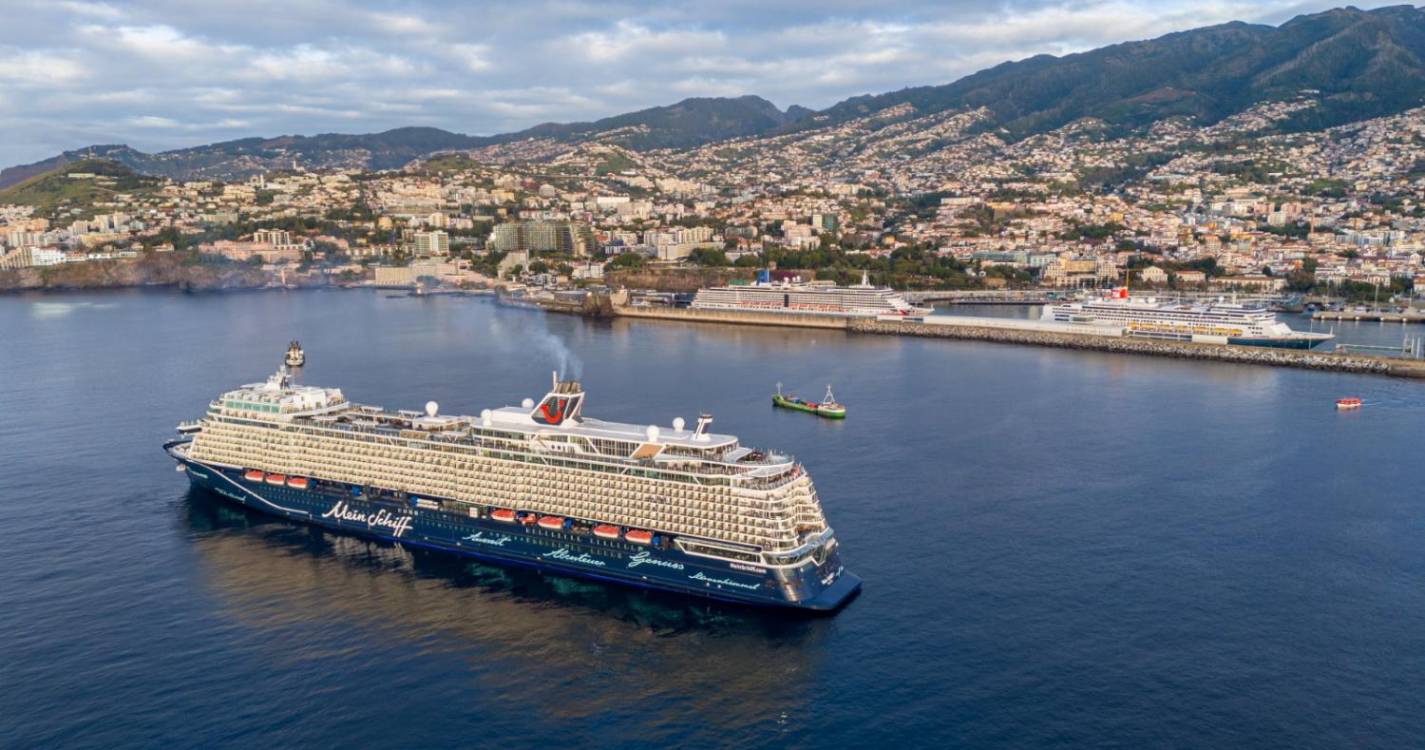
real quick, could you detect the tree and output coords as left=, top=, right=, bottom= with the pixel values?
left=606, top=252, right=646, bottom=270
left=687, top=247, right=729, bottom=267
left=733, top=254, right=762, bottom=268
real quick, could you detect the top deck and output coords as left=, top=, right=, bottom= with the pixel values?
left=210, top=368, right=794, bottom=479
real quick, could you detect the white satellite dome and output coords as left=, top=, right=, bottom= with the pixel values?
left=425, top=401, right=439, bottom=417
left=645, top=425, right=660, bottom=442
left=480, top=409, right=492, bottom=426
left=672, top=417, right=685, bottom=432
left=521, top=398, right=534, bottom=409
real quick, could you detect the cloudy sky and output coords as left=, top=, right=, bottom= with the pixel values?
left=0, top=0, right=1402, bottom=167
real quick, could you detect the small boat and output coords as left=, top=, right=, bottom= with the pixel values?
left=625, top=529, right=653, bottom=545
left=244, top=469, right=264, bottom=482
left=490, top=508, right=516, bottom=523
left=265, top=473, right=287, bottom=485
left=772, top=383, right=846, bottom=419
left=1336, top=397, right=1363, bottom=410
left=519, top=513, right=538, bottom=525
left=537, top=515, right=565, bottom=530
left=284, top=341, right=305, bottom=368
left=593, top=524, right=621, bottom=540
left=286, top=476, right=309, bottom=490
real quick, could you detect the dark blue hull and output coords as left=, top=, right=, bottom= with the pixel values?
left=1227, top=336, right=1325, bottom=350
left=166, top=441, right=860, bottom=612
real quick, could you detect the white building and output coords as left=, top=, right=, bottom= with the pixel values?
left=414, top=230, right=450, bottom=256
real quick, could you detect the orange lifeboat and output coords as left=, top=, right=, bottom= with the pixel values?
left=243, top=469, right=264, bottom=482
left=519, top=513, right=537, bottom=525
left=265, top=473, right=287, bottom=485
left=537, top=516, right=565, bottom=531
left=1336, top=397, right=1362, bottom=410
left=286, top=476, right=309, bottom=490
left=625, top=529, right=653, bottom=545
left=490, top=508, right=516, bottom=523
left=593, top=524, right=621, bottom=540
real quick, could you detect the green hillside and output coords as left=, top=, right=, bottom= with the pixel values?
left=0, top=159, right=163, bottom=219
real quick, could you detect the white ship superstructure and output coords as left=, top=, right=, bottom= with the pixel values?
left=1043, top=289, right=1332, bottom=348
left=691, top=272, right=929, bottom=318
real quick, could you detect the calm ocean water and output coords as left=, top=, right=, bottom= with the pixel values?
left=3, top=289, right=1424, bottom=749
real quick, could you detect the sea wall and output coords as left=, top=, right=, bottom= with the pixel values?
left=850, top=318, right=1425, bottom=378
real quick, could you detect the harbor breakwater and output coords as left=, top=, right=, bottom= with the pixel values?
left=851, top=318, right=1425, bottom=378
left=597, top=301, right=1425, bottom=379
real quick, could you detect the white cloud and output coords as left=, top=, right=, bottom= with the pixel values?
left=125, top=115, right=181, bottom=128
left=55, top=1, right=125, bottom=20
left=366, top=11, right=441, bottom=36
left=98, top=24, right=213, bottom=60
left=568, top=21, right=726, bottom=63
left=0, top=49, right=87, bottom=84
left=447, top=43, right=493, bottom=72
left=241, top=45, right=423, bottom=82
left=122, top=114, right=252, bottom=129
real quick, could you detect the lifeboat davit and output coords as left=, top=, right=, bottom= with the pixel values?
left=490, top=508, right=516, bottom=523
left=1336, top=397, right=1363, bottom=410
left=625, top=529, right=653, bottom=545
left=593, top=524, right=621, bottom=540
left=265, top=473, right=287, bottom=485
left=243, top=469, right=264, bottom=482
left=286, top=476, right=309, bottom=490
left=537, top=515, right=565, bottom=530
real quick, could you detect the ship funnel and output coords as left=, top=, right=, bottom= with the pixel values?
left=693, top=413, right=713, bottom=441
left=532, top=372, right=585, bottom=426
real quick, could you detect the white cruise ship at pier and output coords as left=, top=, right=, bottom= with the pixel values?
left=691, top=271, right=930, bottom=318
left=1043, top=289, right=1332, bottom=349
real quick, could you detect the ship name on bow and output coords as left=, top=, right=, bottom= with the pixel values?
left=627, top=550, right=685, bottom=571
left=543, top=548, right=607, bottom=567
left=321, top=501, right=414, bottom=537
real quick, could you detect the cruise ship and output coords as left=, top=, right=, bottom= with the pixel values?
left=165, top=365, right=861, bottom=612
left=1042, top=288, right=1333, bottom=349
left=690, top=271, right=930, bottom=318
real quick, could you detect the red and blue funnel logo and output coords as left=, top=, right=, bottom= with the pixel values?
left=534, top=395, right=580, bottom=425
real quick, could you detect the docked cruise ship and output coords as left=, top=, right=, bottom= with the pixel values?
left=1042, top=288, right=1332, bottom=349
left=690, top=271, right=930, bottom=318
left=165, top=365, right=860, bottom=611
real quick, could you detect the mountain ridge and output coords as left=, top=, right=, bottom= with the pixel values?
left=0, top=96, right=808, bottom=187
left=6, top=5, right=1425, bottom=187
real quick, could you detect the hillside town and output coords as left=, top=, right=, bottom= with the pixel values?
left=5, top=96, right=1425, bottom=300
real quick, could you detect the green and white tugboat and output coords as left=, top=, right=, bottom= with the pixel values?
left=773, top=383, right=846, bottom=419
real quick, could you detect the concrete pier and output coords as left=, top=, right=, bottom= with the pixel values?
left=850, top=318, right=1425, bottom=378
left=1311, top=310, right=1425, bottom=323
left=590, top=298, right=1425, bottom=379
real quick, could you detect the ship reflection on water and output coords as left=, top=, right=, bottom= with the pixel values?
left=179, top=488, right=828, bottom=728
